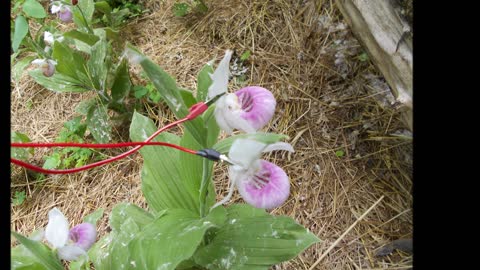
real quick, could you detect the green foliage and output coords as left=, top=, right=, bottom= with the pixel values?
left=94, top=0, right=146, bottom=29
left=173, top=3, right=190, bottom=17
left=73, top=0, right=96, bottom=33
left=196, top=63, right=214, bottom=102
left=64, top=30, right=100, bottom=46
left=358, top=52, right=369, bottom=62
left=12, top=16, right=29, bottom=52
left=11, top=232, right=64, bottom=270
left=22, top=0, right=46, bottom=19
left=130, top=112, right=200, bottom=213
left=194, top=205, right=320, bottom=269
left=83, top=208, right=105, bottom=226
left=52, top=41, right=89, bottom=84
left=240, top=50, right=251, bottom=61
left=11, top=244, right=49, bottom=270
left=87, top=38, right=109, bottom=90
left=42, top=117, right=94, bottom=170
left=213, top=133, right=289, bottom=154
left=92, top=208, right=225, bottom=270
left=126, top=44, right=207, bottom=146
left=109, top=203, right=154, bottom=232
left=173, top=0, right=208, bottom=17
left=132, top=83, right=162, bottom=103
left=12, top=191, right=27, bottom=206
left=87, top=104, right=112, bottom=143
left=69, top=256, right=91, bottom=270
left=111, top=59, right=132, bottom=102
left=29, top=69, right=89, bottom=93
left=11, top=131, right=34, bottom=160
left=12, top=56, right=35, bottom=83
left=335, top=150, right=345, bottom=157
left=12, top=20, right=319, bottom=269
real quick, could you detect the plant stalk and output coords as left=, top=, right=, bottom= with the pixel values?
left=199, top=158, right=210, bottom=217
left=76, top=5, right=94, bottom=34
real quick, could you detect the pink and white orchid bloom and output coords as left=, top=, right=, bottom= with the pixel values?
left=208, top=51, right=276, bottom=134
left=31, top=59, right=57, bottom=77
left=45, top=208, right=96, bottom=261
left=51, top=1, right=73, bottom=23
left=212, top=139, right=294, bottom=209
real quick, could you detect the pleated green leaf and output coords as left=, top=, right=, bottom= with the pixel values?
left=194, top=204, right=320, bottom=270
left=129, top=112, right=200, bottom=213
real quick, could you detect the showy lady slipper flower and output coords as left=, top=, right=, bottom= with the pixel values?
left=31, top=59, right=57, bottom=77
left=51, top=1, right=73, bottom=23
left=208, top=51, right=276, bottom=134
left=45, top=208, right=97, bottom=261
left=212, top=138, right=294, bottom=209
left=44, top=31, right=64, bottom=46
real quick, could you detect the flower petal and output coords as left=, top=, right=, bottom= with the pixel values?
left=211, top=169, right=238, bottom=209
left=69, top=223, right=97, bottom=251
left=51, top=3, right=61, bottom=14
left=44, top=31, right=54, bottom=45
left=45, top=208, right=69, bottom=248
left=236, top=160, right=290, bottom=209
left=214, top=109, right=234, bottom=134
left=57, top=245, right=87, bottom=261
left=208, top=50, right=233, bottom=99
left=229, top=139, right=266, bottom=169
left=235, top=86, right=276, bottom=130
left=215, top=94, right=256, bottom=134
left=31, top=59, right=46, bottom=66
left=222, top=108, right=256, bottom=134
left=39, top=60, right=56, bottom=77
left=58, top=6, right=73, bottom=23
left=262, top=142, right=294, bottom=153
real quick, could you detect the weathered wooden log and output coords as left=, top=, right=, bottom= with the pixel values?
left=335, top=0, right=413, bottom=130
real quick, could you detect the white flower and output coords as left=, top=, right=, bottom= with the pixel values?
left=212, top=139, right=294, bottom=209
left=44, top=31, right=64, bottom=46
left=45, top=208, right=97, bottom=261
left=44, top=31, right=54, bottom=45
left=51, top=1, right=63, bottom=14
left=208, top=51, right=277, bottom=134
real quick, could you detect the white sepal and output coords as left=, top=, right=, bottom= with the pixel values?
left=51, top=3, right=62, bottom=14
left=228, top=139, right=266, bottom=169
left=208, top=50, right=233, bottom=99
left=45, top=208, right=69, bottom=248
left=31, top=59, right=46, bottom=66
left=57, top=245, right=87, bottom=261
left=262, top=142, right=295, bottom=153
left=44, top=31, right=54, bottom=45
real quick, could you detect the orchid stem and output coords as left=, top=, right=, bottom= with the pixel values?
left=76, top=5, right=94, bottom=35
left=199, top=158, right=210, bottom=217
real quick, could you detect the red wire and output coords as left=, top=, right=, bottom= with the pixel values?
left=11, top=142, right=197, bottom=154
left=11, top=101, right=209, bottom=175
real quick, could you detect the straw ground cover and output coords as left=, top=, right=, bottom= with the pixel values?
left=11, top=0, right=413, bottom=269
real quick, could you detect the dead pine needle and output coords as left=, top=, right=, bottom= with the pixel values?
left=309, top=195, right=385, bottom=270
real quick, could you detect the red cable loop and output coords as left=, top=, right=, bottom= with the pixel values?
left=11, top=102, right=209, bottom=174
left=11, top=141, right=197, bottom=154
